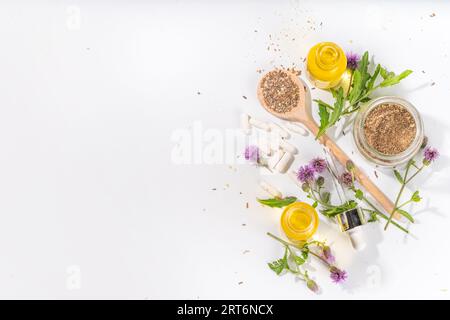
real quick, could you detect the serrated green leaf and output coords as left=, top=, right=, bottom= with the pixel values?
left=367, top=211, right=379, bottom=222
left=348, top=69, right=362, bottom=105
left=394, top=170, right=404, bottom=184
left=257, top=196, right=297, bottom=208
left=396, top=209, right=414, bottom=223
left=268, top=248, right=288, bottom=275
left=358, top=51, right=370, bottom=90
left=316, top=100, right=330, bottom=138
left=380, top=70, right=413, bottom=87
left=380, top=67, right=395, bottom=80
left=355, top=189, right=364, bottom=200
left=367, top=64, right=381, bottom=91
left=329, top=87, right=345, bottom=125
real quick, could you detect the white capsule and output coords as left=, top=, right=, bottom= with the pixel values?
left=249, top=118, right=271, bottom=131
left=279, top=139, right=298, bottom=155
left=259, top=180, right=282, bottom=198
left=240, top=113, right=251, bottom=135
left=275, top=152, right=294, bottom=174
left=269, top=122, right=290, bottom=139
left=268, top=149, right=285, bottom=169
left=284, top=121, right=309, bottom=136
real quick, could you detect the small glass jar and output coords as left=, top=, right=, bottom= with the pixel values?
left=280, top=202, right=319, bottom=243
left=353, top=96, right=424, bottom=167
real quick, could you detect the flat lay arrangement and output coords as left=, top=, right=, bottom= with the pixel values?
left=242, top=42, right=439, bottom=293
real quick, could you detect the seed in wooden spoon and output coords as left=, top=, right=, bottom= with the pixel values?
left=260, top=70, right=300, bottom=114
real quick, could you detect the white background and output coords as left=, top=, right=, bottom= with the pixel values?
left=0, top=0, right=449, bottom=299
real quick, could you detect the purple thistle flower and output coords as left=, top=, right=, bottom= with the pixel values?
left=346, top=52, right=360, bottom=70
left=309, top=157, right=327, bottom=174
left=423, top=146, right=439, bottom=163
left=340, top=172, right=353, bottom=187
left=297, top=165, right=316, bottom=183
left=244, top=145, right=260, bottom=163
left=321, top=246, right=335, bottom=264
left=329, top=267, right=348, bottom=284
left=306, top=279, right=319, bottom=293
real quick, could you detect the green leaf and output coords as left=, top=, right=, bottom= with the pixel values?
left=257, top=196, right=297, bottom=208
left=348, top=69, right=362, bottom=105
left=396, top=209, right=414, bottom=223
left=312, top=201, right=318, bottom=208
left=367, top=64, right=381, bottom=91
left=411, top=191, right=421, bottom=202
left=380, top=67, right=395, bottom=80
left=394, top=170, right=404, bottom=184
left=329, top=88, right=345, bottom=125
left=355, top=189, right=364, bottom=200
left=316, top=100, right=330, bottom=138
left=293, top=255, right=305, bottom=266
left=358, top=51, right=370, bottom=89
left=319, top=200, right=357, bottom=218
left=380, top=70, right=413, bottom=87
left=367, top=211, right=379, bottom=222
left=268, top=248, right=288, bottom=275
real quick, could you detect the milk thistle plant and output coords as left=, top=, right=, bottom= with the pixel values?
left=266, top=232, right=347, bottom=293
left=315, top=51, right=413, bottom=138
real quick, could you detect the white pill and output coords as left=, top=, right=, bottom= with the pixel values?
left=269, top=122, right=290, bottom=139
left=259, top=180, right=282, bottom=198
left=249, top=118, right=271, bottom=131
left=284, top=122, right=309, bottom=136
left=275, top=152, right=294, bottom=173
left=279, top=139, right=298, bottom=155
left=240, top=113, right=251, bottom=135
left=268, top=149, right=285, bottom=169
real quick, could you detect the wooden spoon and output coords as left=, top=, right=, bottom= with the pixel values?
left=257, top=69, right=398, bottom=218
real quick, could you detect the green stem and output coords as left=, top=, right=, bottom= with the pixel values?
left=309, top=250, right=331, bottom=268
left=405, top=165, right=424, bottom=184
left=397, top=199, right=413, bottom=209
left=384, top=163, right=411, bottom=230
left=309, top=188, right=333, bottom=208
left=363, top=209, right=409, bottom=233
left=267, top=232, right=299, bottom=247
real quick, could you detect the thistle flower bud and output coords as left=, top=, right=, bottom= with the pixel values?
left=316, top=176, right=325, bottom=187
left=306, top=279, right=319, bottom=293
left=346, top=160, right=355, bottom=171
left=302, top=182, right=310, bottom=192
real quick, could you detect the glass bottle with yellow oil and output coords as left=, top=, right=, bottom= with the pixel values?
left=280, top=202, right=319, bottom=243
left=306, top=42, right=349, bottom=90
